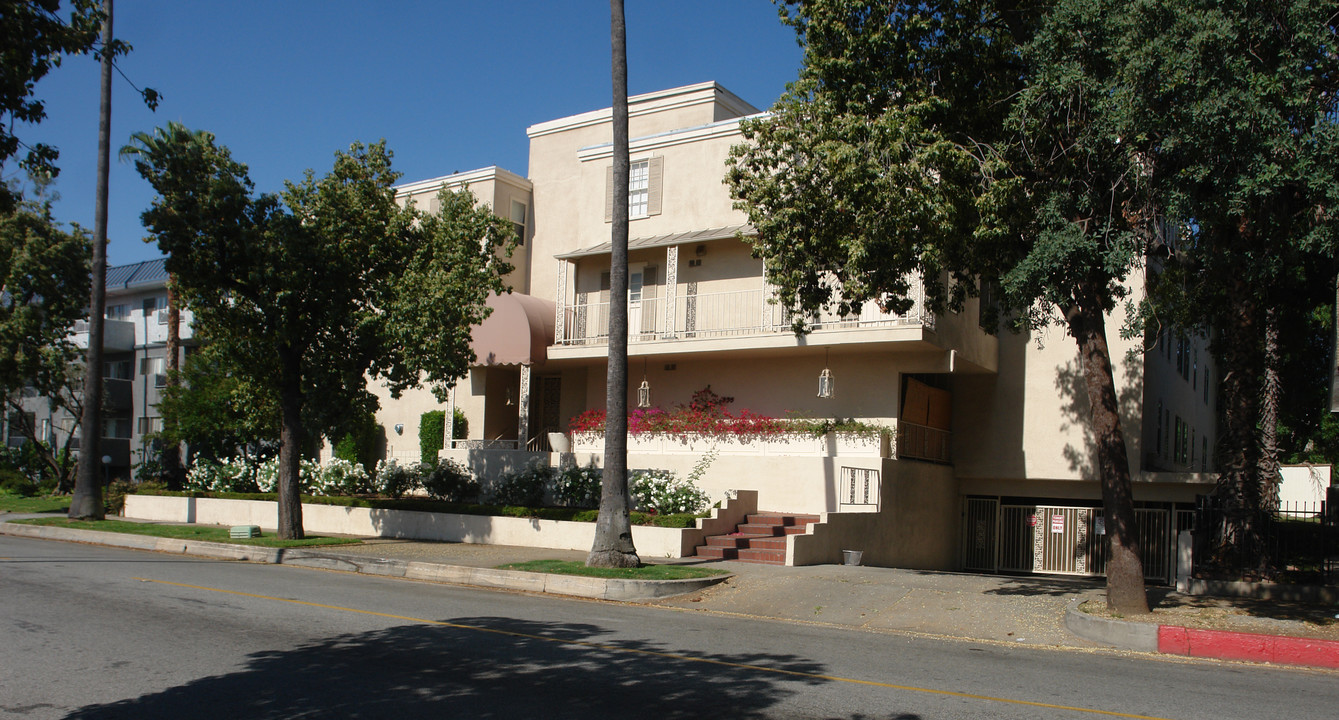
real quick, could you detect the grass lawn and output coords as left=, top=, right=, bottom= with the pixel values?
left=10, top=517, right=362, bottom=548
left=0, top=494, right=72, bottom=513
left=498, top=559, right=729, bottom=580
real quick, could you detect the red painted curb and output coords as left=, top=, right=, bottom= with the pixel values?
left=1157, top=625, right=1339, bottom=668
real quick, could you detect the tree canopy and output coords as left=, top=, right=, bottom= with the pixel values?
left=0, top=196, right=90, bottom=489
left=729, top=0, right=1157, bottom=612
left=129, top=128, right=515, bottom=538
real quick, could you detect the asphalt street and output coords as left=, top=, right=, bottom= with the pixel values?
left=3, top=535, right=1336, bottom=719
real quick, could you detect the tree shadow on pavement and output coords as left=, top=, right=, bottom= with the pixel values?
left=974, top=574, right=1106, bottom=597
left=64, top=616, right=871, bottom=719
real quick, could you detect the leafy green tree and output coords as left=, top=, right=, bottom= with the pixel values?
left=130, top=130, right=514, bottom=539
left=1119, top=0, right=1339, bottom=570
left=155, top=343, right=281, bottom=466
left=0, top=0, right=102, bottom=211
left=729, top=0, right=1156, bottom=612
left=0, top=197, right=90, bottom=490
left=588, top=0, right=640, bottom=569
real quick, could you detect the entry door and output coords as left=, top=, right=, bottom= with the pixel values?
left=628, top=263, right=645, bottom=342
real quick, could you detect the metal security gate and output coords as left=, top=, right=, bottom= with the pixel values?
left=962, top=497, right=998, bottom=572
left=966, top=500, right=1174, bottom=583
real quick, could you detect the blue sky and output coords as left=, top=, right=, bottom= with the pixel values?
left=17, top=1, right=803, bottom=268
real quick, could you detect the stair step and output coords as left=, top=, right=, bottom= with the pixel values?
left=704, top=534, right=787, bottom=550
left=737, top=547, right=785, bottom=564
left=693, top=512, right=821, bottom=565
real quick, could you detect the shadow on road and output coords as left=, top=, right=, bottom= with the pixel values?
left=65, top=615, right=903, bottom=719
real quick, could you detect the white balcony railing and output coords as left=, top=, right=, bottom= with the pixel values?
left=559, top=283, right=930, bottom=346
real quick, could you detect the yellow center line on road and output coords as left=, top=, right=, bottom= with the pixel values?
left=135, top=576, right=1176, bottom=720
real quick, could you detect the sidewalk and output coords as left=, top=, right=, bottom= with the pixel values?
left=4, top=514, right=1337, bottom=669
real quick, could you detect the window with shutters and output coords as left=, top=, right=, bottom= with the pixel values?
left=605, top=156, right=663, bottom=222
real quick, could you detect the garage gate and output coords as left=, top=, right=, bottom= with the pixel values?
left=962, top=498, right=1190, bottom=583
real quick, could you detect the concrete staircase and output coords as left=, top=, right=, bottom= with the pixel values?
left=694, top=513, right=820, bottom=565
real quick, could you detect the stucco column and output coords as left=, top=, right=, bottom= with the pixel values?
left=663, top=245, right=679, bottom=338
left=518, top=363, right=532, bottom=449
left=554, top=260, right=569, bottom=343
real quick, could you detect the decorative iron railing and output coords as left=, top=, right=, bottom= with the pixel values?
left=559, top=281, right=931, bottom=346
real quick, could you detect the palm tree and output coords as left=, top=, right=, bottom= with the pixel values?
left=70, top=0, right=116, bottom=520
left=587, top=0, right=639, bottom=568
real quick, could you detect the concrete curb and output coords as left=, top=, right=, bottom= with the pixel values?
left=1065, top=599, right=1339, bottom=669
left=0, top=521, right=730, bottom=602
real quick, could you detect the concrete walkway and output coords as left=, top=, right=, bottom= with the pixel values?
left=4, top=514, right=1337, bottom=670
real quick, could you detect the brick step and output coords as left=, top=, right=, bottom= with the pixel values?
left=737, top=523, right=811, bottom=537
left=694, top=545, right=738, bottom=560
left=746, top=513, right=820, bottom=527
left=704, top=534, right=787, bottom=550
left=737, top=547, right=785, bottom=564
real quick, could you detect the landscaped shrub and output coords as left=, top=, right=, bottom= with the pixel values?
left=419, top=411, right=445, bottom=465
left=491, top=461, right=553, bottom=507
left=311, top=457, right=373, bottom=496
left=374, top=459, right=421, bottom=499
left=0, top=468, right=36, bottom=497
left=630, top=468, right=711, bottom=515
left=552, top=462, right=602, bottom=508
left=421, top=459, right=480, bottom=503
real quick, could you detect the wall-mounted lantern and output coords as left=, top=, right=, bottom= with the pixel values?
left=817, top=348, right=835, bottom=399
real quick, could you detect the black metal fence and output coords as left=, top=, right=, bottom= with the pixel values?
left=1192, top=491, right=1339, bottom=584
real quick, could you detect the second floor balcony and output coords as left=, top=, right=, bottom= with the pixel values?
left=557, top=284, right=933, bottom=348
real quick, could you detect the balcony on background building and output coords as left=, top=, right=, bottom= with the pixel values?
left=71, top=320, right=134, bottom=353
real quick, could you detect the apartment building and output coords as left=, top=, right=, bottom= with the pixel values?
left=4, top=258, right=191, bottom=481
left=365, top=81, right=1219, bottom=578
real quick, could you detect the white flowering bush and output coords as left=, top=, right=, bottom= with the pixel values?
left=309, top=458, right=371, bottom=496
left=374, top=459, right=421, bottom=499
left=186, top=457, right=261, bottom=493
left=491, top=460, right=553, bottom=506
left=630, top=468, right=710, bottom=515
left=552, top=463, right=602, bottom=508
left=421, top=459, right=479, bottom=502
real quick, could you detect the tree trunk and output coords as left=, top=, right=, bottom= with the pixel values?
left=588, top=0, right=639, bottom=569
left=1209, top=281, right=1265, bottom=572
left=160, top=280, right=183, bottom=489
left=276, top=350, right=305, bottom=540
left=70, top=0, right=114, bottom=519
left=1257, top=304, right=1280, bottom=511
left=1064, top=284, right=1149, bottom=614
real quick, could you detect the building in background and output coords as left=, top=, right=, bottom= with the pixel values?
left=4, top=258, right=191, bottom=481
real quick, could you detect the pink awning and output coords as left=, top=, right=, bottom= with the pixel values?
left=470, top=292, right=555, bottom=366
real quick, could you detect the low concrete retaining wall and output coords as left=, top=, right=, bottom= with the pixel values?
left=123, top=495, right=702, bottom=558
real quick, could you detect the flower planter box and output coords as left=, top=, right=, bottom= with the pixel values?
left=123, top=495, right=701, bottom=557
left=571, top=431, right=886, bottom=458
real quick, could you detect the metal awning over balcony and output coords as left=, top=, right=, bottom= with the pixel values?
left=554, top=223, right=755, bottom=260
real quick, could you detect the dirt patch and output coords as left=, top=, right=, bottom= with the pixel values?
left=1079, top=595, right=1339, bottom=641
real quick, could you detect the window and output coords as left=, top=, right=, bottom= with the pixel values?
left=140, top=356, right=165, bottom=376
left=142, top=297, right=158, bottom=315
left=605, top=157, right=663, bottom=221
left=137, top=416, right=162, bottom=435
left=106, top=304, right=128, bottom=320
left=1201, top=437, right=1209, bottom=472
left=629, top=160, right=649, bottom=218
left=1155, top=401, right=1163, bottom=456
left=509, top=199, right=527, bottom=245
left=103, top=416, right=132, bottom=439
left=104, top=359, right=132, bottom=380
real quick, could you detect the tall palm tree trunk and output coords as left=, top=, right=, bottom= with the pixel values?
left=70, top=0, right=114, bottom=519
left=588, top=0, right=639, bottom=568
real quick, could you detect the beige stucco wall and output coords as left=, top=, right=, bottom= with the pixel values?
left=527, top=84, right=757, bottom=309
left=791, top=460, right=960, bottom=568
left=951, top=293, right=1147, bottom=484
